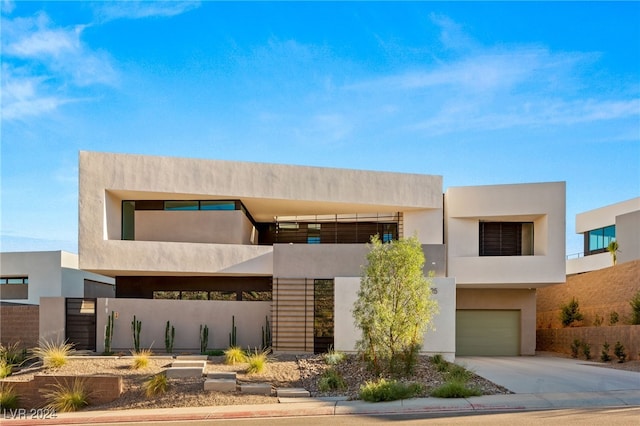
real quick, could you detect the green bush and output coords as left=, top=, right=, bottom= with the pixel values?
left=318, top=368, right=347, bottom=392
left=431, top=380, right=482, bottom=398
left=0, top=383, right=19, bottom=409
left=0, top=342, right=26, bottom=365
left=593, top=314, right=603, bottom=327
left=570, top=339, right=581, bottom=358
left=600, top=342, right=612, bottom=362
left=630, top=291, right=640, bottom=325
left=609, top=311, right=619, bottom=325
left=430, top=354, right=450, bottom=373
left=614, top=342, right=626, bottom=363
left=323, top=347, right=346, bottom=365
left=447, top=364, right=474, bottom=382
left=203, top=349, right=225, bottom=356
left=359, top=378, right=423, bottom=402
left=143, top=374, right=169, bottom=397
left=581, top=342, right=591, bottom=360
left=0, top=359, right=12, bottom=379
left=560, top=298, right=583, bottom=327
left=131, top=348, right=153, bottom=370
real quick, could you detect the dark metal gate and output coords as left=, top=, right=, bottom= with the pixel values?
left=65, top=298, right=96, bottom=351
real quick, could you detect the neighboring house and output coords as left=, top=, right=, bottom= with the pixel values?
left=0, top=251, right=115, bottom=348
left=566, top=197, right=640, bottom=275
left=77, top=151, right=566, bottom=358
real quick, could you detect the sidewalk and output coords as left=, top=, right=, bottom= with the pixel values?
left=3, top=390, right=640, bottom=425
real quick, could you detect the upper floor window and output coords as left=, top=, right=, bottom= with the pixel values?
left=479, top=222, right=534, bottom=256
left=0, top=276, right=28, bottom=285
left=584, top=225, right=615, bottom=255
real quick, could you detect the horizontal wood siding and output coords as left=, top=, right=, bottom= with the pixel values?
left=272, top=279, right=313, bottom=352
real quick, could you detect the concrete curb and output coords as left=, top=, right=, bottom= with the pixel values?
left=3, top=391, right=640, bottom=425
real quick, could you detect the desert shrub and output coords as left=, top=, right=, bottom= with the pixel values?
left=630, top=291, right=640, bottom=325
left=143, top=374, right=169, bottom=397
left=42, top=379, right=90, bottom=412
left=560, top=298, right=583, bottom=327
left=359, top=378, right=423, bottom=402
left=600, top=342, right=612, bottom=362
left=0, top=342, right=26, bottom=365
left=447, top=364, right=474, bottom=382
left=581, top=342, right=591, bottom=360
left=570, top=339, right=582, bottom=358
left=430, top=354, right=450, bottom=373
left=0, top=359, right=12, bottom=379
left=31, top=339, right=75, bottom=369
left=323, top=347, right=346, bottom=365
left=431, top=380, right=482, bottom=398
left=224, top=346, right=247, bottom=365
left=245, top=348, right=270, bottom=374
left=0, top=383, right=19, bottom=409
left=614, top=342, right=626, bottom=363
left=131, top=348, right=153, bottom=370
left=318, top=368, right=347, bottom=392
left=609, top=311, right=619, bottom=325
left=593, top=314, right=603, bottom=327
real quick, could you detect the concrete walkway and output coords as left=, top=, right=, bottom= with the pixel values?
left=455, top=356, right=640, bottom=393
left=3, top=390, right=640, bottom=425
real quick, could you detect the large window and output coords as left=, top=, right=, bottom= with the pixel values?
left=0, top=277, right=28, bottom=285
left=585, top=225, right=615, bottom=255
left=479, top=222, right=534, bottom=256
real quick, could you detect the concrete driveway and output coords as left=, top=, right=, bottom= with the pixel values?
left=456, top=356, right=640, bottom=394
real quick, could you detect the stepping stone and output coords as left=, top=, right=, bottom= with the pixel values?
left=165, top=366, right=204, bottom=378
left=240, top=383, right=272, bottom=395
left=175, top=355, right=208, bottom=360
left=276, top=388, right=310, bottom=398
left=208, top=371, right=237, bottom=380
left=204, top=378, right=237, bottom=392
left=172, top=360, right=207, bottom=368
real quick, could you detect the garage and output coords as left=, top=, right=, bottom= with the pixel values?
left=456, top=310, right=520, bottom=356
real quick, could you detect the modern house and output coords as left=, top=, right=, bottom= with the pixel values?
left=0, top=251, right=115, bottom=348
left=76, top=151, right=566, bottom=358
left=566, top=197, right=640, bottom=275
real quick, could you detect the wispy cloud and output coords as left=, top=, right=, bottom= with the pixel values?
left=1, top=12, right=117, bottom=121
left=94, top=0, right=200, bottom=22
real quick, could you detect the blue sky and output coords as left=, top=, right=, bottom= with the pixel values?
left=1, top=1, right=639, bottom=256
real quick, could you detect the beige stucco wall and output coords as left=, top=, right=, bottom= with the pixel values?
left=79, top=151, right=443, bottom=276
left=617, top=210, right=640, bottom=265
left=95, top=298, right=271, bottom=352
left=135, top=210, right=255, bottom=245
left=39, top=297, right=66, bottom=344
left=445, top=182, right=566, bottom=288
left=334, top=277, right=456, bottom=361
left=0, top=251, right=114, bottom=305
left=403, top=209, right=443, bottom=244
left=456, top=288, right=536, bottom=355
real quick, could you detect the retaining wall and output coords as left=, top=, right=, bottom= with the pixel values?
left=537, top=325, right=639, bottom=360
left=1, top=375, right=122, bottom=409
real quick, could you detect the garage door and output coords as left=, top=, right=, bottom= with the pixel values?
left=456, top=310, right=520, bottom=356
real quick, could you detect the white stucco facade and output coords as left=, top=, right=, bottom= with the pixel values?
left=76, top=151, right=566, bottom=357
left=0, top=251, right=115, bottom=305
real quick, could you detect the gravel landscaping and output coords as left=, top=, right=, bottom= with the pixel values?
left=4, top=352, right=637, bottom=411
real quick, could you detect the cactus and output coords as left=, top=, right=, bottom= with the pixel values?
left=104, top=311, right=115, bottom=354
left=261, top=316, right=271, bottom=350
left=131, top=315, right=141, bottom=352
left=229, top=315, right=237, bottom=347
left=200, top=324, right=209, bottom=354
left=165, top=321, right=175, bottom=354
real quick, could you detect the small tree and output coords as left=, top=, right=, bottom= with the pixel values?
left=560, top=298, right=583, bottom=327
left=606, top=240, right=619, bottom=265
left=630, top=290, right=640, bottom=325
left=353, top=235, right=438, bottom=376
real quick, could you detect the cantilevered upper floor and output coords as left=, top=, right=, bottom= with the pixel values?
left=78, top=151, right=444, bottom=277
